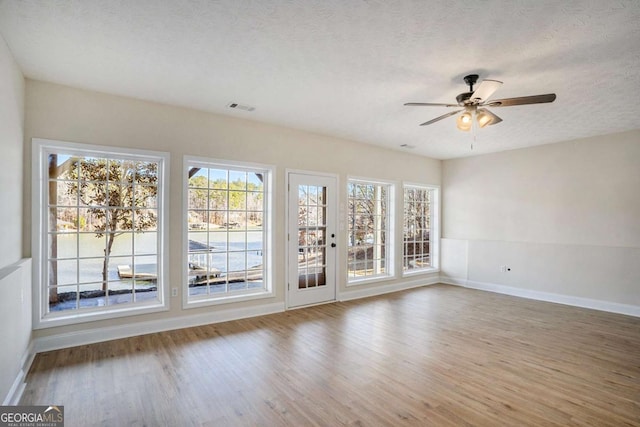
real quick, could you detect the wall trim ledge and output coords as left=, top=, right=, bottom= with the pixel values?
left=33, top=302, right=285, bottom=353
left=339, top=276, right=440, bottom=302
left=3, top=341, right=35, bottom=405
left=440, top=275, right=640, bottom=318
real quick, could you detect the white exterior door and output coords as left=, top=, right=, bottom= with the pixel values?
left=287, top=172, right=337, bottom=308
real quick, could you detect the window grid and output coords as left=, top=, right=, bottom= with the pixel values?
left=297, top=185, right=327, bottom=289
left=403, top=186, right=432, bottom=272
left=187, top=165, right=268, bottom=301
left=347, top=181, right=391, bottom=281
left=44, top=152, right=161, bottom=314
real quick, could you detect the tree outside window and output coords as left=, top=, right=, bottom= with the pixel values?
left=347, top=180, right=393, bottom=281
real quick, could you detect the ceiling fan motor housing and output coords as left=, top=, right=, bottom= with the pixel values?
left=456, top=92, right=473, bottom=105
left=457, top=74, right=480, bottom=105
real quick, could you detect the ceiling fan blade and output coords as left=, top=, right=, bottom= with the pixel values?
left=405, top=102, right=459, bottom=108
left=419, top=109, right=463, bottom=126
left=470, top=79, right=502, bottom=103
left=487, top=93, right=556, bottom=107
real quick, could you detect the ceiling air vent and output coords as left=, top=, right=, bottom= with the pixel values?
left=227, top=102, right=255, bottom=112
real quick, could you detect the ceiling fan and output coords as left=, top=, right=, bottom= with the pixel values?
left=405, top=74, right=556, bottom=131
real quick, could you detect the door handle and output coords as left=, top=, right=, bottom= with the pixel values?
left=331, top=243, right=336, bottom=248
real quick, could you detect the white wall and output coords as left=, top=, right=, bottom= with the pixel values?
left=24, top=79, right=441, bottom=341
left=0, top=35, right=31, bottom=404
left=442, top=130, right=640, bottom=313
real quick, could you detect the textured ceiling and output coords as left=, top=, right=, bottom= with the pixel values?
left=1, top=0, right=639, bottom=159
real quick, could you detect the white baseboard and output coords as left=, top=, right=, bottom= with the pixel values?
left=339, top=276, right=440, bottom=302
left=34, top=302, right=285, bottom=353
left=441, top=276, right=640, bottom=318
left=3, top=341, right=35, bottom=405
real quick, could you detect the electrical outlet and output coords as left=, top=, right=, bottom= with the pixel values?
left=171, top=287, right=178, bottom=297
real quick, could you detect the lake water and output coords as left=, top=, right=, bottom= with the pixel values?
left=53, top=232, right=264, bottom=290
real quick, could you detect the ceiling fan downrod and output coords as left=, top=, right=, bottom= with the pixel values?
left=463, top=74, right=479, bottom=92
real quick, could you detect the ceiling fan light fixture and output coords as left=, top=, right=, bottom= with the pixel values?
left=456, top=111, right=473, bottom=131
left=476, top=109, right=494, bottom=128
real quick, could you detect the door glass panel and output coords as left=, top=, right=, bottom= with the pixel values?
left=297, top=185, right=327, bottom=290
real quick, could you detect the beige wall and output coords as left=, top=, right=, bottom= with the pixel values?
left=0, top=37, right=24, bottom=265
left=0, top=35, right=30, bottom=404
left=22, top=76, right=638, bottom=346
left=442, top=131, right=640, bottom=307
left=25, top=79, right=441, bottom=339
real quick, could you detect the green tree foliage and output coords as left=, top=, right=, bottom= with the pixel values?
left=188, top=168, right=263, bottom=226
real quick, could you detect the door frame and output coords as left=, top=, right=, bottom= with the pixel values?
left=285, top=169, right=339, bottom=309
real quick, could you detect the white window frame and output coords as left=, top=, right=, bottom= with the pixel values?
left=346, top=177, right=395, bottom=285
left=183, top=156, right=274, bottom=308
left=402, top=183, right=440, bottom=276
left=31, top=138, right=170, bottom=329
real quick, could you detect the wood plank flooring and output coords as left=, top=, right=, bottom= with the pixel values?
left=21, top=285, right=640, bottom=426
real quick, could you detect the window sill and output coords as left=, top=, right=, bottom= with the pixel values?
left=184, top=289, right=274, bottom=309
left=402, top=267, right=440, bottom=278
left=346, top=275, right=396, bottom=287
left=35, top=300, right=168, bottom=330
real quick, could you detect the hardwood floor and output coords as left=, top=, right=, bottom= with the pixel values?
left=22, top=285, right=640, bottom=426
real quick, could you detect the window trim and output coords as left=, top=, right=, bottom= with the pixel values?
left=182, top=155, right=274, bottom=309
left=346, top=176, right=396, bottom=286
left=31, top=138, right=170, bottom=329
left=402, top=182, right=440, bottom=276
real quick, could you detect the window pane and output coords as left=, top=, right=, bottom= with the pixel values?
left=210, top=211, right=228, bottom=228
left=229, top=171, right=246, bottom=190
left=53, top=233, right=77, bottom=259
left=347, top=181, right=392, bottom=281
left=188, top=167, right=209, bottom=188
left=51, top=259, right=77, bottom=286
left=48, top=154, right=77, bottom=180
left=229, top=191, right=246, bottom=211
left=79, top=208, right=107, bottom=232
left=78, top=283, right=103, bottom=308
left=136, top=208, right=157, bottom=232
left=247, top=191, right=263, bottom=211
left=249, top=211, right=263, bottom=229
left=51, top=285, right=79, bottom=312
left=208, top=169, right=228, bottom=188
left=403, top=186, right=433, bottom=273
left=209, top=190, right=227, bottom=210
left=110, top=232, right=133, bottom=256
left=78, top=232, right=106, bottom=257
left=108, top=286, right=134, bottom=306
left=78, top=257, right=105, bottom=284
left=186, top=162, right=269, bottom=302
left=136, top=185, right=159, bottom=206
left=40, top=145, right=165, bottom=317
left=51, top=208, right=77, bottom=232
left=247, top=173, right=263, bottom=191
left=135, top=232, right=157, bottom=255
left=135, top=161, right=158, bottom=183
